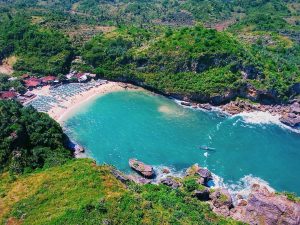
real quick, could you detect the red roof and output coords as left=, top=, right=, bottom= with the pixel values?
left=24, top=77, right=41, bottom=87
left=75, top=73, right=85, bottom=79
left=0, top=91, right=17, bottom=99
left=41, top=76, right=56, bottom=83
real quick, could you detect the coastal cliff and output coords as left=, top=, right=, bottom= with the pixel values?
left=123, top=161, right=300, bottom=225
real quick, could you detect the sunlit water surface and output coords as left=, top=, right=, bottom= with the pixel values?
left=64, top=91, right=300, bottom=194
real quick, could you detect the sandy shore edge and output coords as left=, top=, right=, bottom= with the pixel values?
left=31, top=81, right=141, bottom=124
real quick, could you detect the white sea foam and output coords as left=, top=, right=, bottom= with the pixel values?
left=172, top=97, right=300, bottom=133
left=235, top=111, right=300, bottom=133
left=152, top=164, right=275, bottom=205
left=204, top=152, right=209, bottom=157
left=152, top=165, right=186, bottom=183
left=236, top=111, right=281, bottom=125
left=212, top=173, right=275, bottom=204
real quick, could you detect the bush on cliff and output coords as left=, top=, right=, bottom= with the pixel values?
left=0, top=100, right=72, bottom=174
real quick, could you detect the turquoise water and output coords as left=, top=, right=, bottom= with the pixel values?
left=65, top=90, right=300, bottom=194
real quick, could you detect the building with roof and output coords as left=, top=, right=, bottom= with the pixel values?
left=0, top=91, right=18, bottom=100
left=75, top=73, right=88, bottom=82
left=41, top=76, right=57, bottom=84
left=24, top=77, right=41, bottom=89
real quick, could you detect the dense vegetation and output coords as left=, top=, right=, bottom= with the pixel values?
left=81, top=25, right=299, bottom=103
left=0, top=74, right=25, bottom=93
left=0, top=100, right=72, bottom=174
left=0, top=15, right=73, bottom=75
left=0, top=1, right=299, bottom=224
left=0, top=0, right=299, bottom=103
left=0, top=159, right=242, bottom=225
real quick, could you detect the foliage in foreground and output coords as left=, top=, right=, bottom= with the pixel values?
left=0, top=159, right=242, bottom=225
left=0, top=100, right=72, bottom=174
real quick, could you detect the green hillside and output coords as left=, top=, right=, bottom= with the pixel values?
left=0, top=159, right=241, bottom=225
left=0, top=0, right=299, bottom=103
left=0, top=100, right=72, bottom=174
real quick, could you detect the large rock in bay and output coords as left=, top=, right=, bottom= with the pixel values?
left=230, top=184, right=300, bottom=225
left=159, top=177, right=181, bottom=189
left=129, top=158, right=155, bottom=178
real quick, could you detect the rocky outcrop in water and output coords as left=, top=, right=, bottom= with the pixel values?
left=280, top=102, right=300, bottom=128
left=129, top=158, right=155, bottom=178
left=185, top=164, right=213, bottom=186
left=122, top=160, right=300, bottom=224
left=218, top=100, right=300, bottom=128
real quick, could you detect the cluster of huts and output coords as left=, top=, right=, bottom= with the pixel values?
left=0, top=72, right=97, bottom=102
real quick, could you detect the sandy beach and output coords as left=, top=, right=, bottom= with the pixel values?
left=29, top=81, right=140, bottom=124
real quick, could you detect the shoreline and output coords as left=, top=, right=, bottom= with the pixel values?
left=26, top=80, right=299, bottom=214
left=29, top=81, right=142, bottom=124
left=27, top=79, right=300, bottom=131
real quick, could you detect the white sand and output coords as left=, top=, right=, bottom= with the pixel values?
left=32, top=81, right=140, bottom=124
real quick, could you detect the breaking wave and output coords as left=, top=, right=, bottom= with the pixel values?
left=211, top=173, right=274, bottom=204
left=235, top=111, right=300, bottom=133
left=152, top=165, right=275, bottom=205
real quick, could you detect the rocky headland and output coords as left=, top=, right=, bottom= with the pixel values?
left=179, top=99, right=300, bottom=129
left=112, top=159, right=300, bottom=225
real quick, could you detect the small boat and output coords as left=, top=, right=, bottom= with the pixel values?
left=198, top=146, right=215, bottom=151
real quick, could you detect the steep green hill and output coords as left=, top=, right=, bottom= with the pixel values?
left=0, top=0, right=299, bottom=103
left=0, top=100, right=72, bottom=174
left=0, top=159, right=241, bottom=225
left=81, top=25, right=299, bottom=103
left=0, top=15, right=73, bottom=75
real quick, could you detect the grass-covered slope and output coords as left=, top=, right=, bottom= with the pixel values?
left=0, top=159, right=242, bottom=225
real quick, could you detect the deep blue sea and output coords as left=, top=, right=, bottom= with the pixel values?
left=64, top=90, right=300, bottom=195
